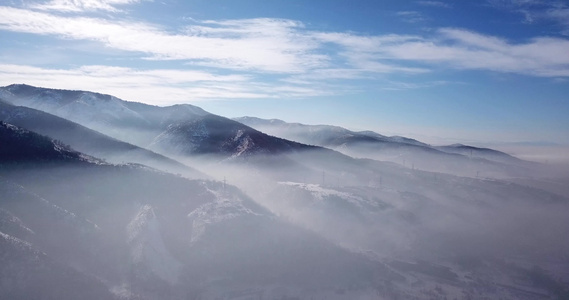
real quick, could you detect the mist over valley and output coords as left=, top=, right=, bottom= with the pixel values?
left=0, top=85, right=568, bottom=299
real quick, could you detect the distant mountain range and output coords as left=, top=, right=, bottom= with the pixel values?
left=0, top=100, right=204, bottom=178
left=434, top=143, right=523, bottom=165
left=235, top=116, right=534, bottom=178
left=0, top=84, right=401, bottom=184
left=0, top=84, right=530, bottom=175
left=0, top=85, right=315, bottom=162
left=1, top=84, right=568, bottom=299
left=234, top=116, right=429, bottom=147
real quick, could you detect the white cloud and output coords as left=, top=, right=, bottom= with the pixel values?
left=30, top=0, right=143, bottom=12
left=0, top=3, right=568, bottom=92
left=313, top=28, right=569, bottom=77
left=0, top=64, right=335, bottom=104
left=368, top=28, right=569, bottom=77
left=438, top=28, right=509, bottom=50
left=397, top=11, right=426, bottom=23
left=312, top=31, right=421, bottom=52
left=0, top=7, right=326, bottom=73
left=0, top=64, right=260, bottom=104
left=310, top=32, right=430, bottom=74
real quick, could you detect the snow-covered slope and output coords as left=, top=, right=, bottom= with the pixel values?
left=1, top=84, right=147, bottom=129
left=0, top=231, right=115, bottom=300
left=0, top=123, right=407, bottom=299
left=264, top=178, right=569, bottom=299
left=188, top=187, right=266, bottom=243
left=127, top=204, right=182, bottom=284
left=0, top=208, right=35, bottom=239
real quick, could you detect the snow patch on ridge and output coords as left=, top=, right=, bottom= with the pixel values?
left=0, top=208, right=35, bottom=236
left=278, top=182, right=381, bottom=209
left=188, top=189, right=263, bottom=243
left=232, top=135, right=255, bottom=158
left=0, top=230, right=38, bottom=254
left=127, top=204, right=181, bottom=284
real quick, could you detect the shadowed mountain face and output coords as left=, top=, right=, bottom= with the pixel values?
left=0, top=101, right=204, bottom=178
left=150, top=114, right=313, bottom=159
left=0, top=84, right=206, bottom=144
left=0, top=121, right=93, bottom=164
left=0, top=85, right=313, bottom=162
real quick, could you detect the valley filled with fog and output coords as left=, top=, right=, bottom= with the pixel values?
left=1, top=84, right=568, bottom=299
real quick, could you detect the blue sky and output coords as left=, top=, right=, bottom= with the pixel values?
left=0, top=0, right=568, bottom=145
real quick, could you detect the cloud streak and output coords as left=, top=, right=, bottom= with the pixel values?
left=0, top=7, right=326, bottom=73
left=30, top=0, right=143, bottom=12
left=416, top=1, right=451, bottom=8
left=1, top=5, right=568, bottom=78
left=397, top=11, right=427, bottom=23
left=0, top=64, right=336, bottom=104
left=487, top=0, right=569, bottom=35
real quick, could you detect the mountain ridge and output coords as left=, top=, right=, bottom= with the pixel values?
left=0, top=100, right=205, bottom=178
left=234, top=115, right=534, bottom=178
left=0, top=85, right=319, bottom=162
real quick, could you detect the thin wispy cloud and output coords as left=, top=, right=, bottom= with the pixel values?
left=1, top=5, right=568, bottom=79
left=374, top=28, right=569, bottom=77
left=416, top=1, right=451, bottom=8
left=0, top=64, right=260, bottom=103
left=0, top=7, right=325, bottom=73
left=285, top=69, right=367, bottom=82
left=381, top=80, right=452, bottom=91
left=546, top=6, right=569, bottom=35
left=397, top=11, right=427, bottom=23
left=309, top=32, right=430, bottom=74
left=30, top=0, right=143, bottom=12
left=0, top=64, right=334, bottom=103
left=315, top=28, right=569, bottom=77
left=487, top=0, right=569, bottom=34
